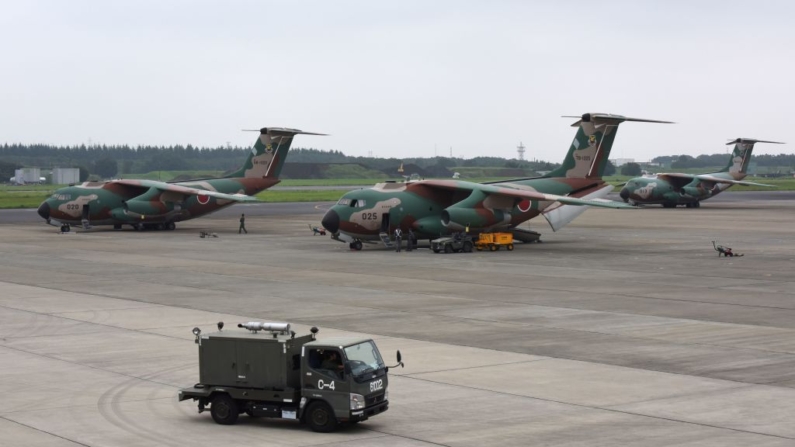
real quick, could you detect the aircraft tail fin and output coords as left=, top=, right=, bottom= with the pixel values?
left=225, top=128, right=326, bottom=179
left=719, top=138, right=783, bottom=176
left=543, top=113, right=673, bottom=180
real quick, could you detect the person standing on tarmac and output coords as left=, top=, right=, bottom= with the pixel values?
left=239, top=214, right=247, bottom=234
left=407, top=228, right=415, bottom=251
left=394, top=227, right=402, bottom=252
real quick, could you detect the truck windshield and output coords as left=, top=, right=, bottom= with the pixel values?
left=344, top=341, right=384, bottom=376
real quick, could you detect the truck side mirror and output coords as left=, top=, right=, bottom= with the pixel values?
left=389, top=350, right=404, bottom=369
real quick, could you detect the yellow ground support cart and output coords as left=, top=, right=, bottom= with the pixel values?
left=475, top=232, right=514, bottom=251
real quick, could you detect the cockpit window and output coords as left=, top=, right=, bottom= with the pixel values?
left=52, top=194, right=71, bottom=200
left=337, top=198, right=350, bottom=206
left=350, top=199, right=366, bottom=208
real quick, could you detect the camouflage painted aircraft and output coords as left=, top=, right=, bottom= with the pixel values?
left=37, top=128, right=323, bottom=230
left=619, top=138, right=782, bottom=208
left=321, top=113, right=669, bottom=250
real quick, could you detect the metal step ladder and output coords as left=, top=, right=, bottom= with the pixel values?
left=81, top=219, right=92, bottom=230
left=378, top=232, right=393, bottom=247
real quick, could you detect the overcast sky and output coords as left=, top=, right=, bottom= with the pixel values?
left=1, top=1, right=793, bottom=162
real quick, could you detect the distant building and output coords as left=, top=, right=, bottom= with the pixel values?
left=52, top=167, right=80, bottom=184
left=611, top=158, right=635, bottom=167
left=12, top=168, right=41, bottom=185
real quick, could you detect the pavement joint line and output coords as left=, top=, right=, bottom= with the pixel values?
left=420, top=312, right=795, bottom=357
left=50, top=305, right=168, bottom=315
left=0, top=415, right=92, bottom=447
left=4, top=275, right=795, bottom=392
left=7, top=247, right=795, bottom=314
left=402, top=358, right=550, bottom=377
left=600, top=383, right=759, bottom=410
left=288, top=317, right=795, bottom=392
left=0, top=302, right=191, bottom=342
left=3, top=274, right=795, bottom=396
left=0, top=342, right=193, bottom=390
left=0, top=396, right=176, bottom=417
left=397, top=374, right=795, bottom=442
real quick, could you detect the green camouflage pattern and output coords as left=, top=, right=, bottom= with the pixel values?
left=37, top=128, right=322, bottom=229
left=321, top=113, right=666, bottom=244
left=619, top=138, right=782, bottom=208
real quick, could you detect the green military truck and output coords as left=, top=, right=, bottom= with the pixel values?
left=179, top=322, right=402, bottom=432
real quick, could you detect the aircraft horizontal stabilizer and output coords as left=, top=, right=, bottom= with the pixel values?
left=242, top=127, right=328, bottom=136
left=726, top=138, right=784, bottom=145
left=562, top=113, right=674, bottom=127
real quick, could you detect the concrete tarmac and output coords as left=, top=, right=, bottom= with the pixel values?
left=1, top=194, right=795, bottom=446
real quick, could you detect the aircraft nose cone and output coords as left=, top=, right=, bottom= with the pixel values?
left=321, top=209, right=340, bottom=233
left=37, top=201, right=50, bottom=220
left=619, top=188, right=630, bottom=202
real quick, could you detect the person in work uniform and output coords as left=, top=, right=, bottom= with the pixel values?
left=407, top=228, right=415, bottom=251
left=239, top=213, right=247, bottom=234
left=394, top=227, right=402, bottom=252
left=321, top=351, right=344, bottom=378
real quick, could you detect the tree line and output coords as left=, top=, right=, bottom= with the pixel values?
left=1, top=142, right=792, bottom=181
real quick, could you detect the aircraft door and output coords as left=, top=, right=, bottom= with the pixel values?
left=82, top=204, right=90, bottom=220
left=380, top=213, right=390, bottom=233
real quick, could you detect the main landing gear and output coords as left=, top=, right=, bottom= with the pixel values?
left=348, top=240, right=363, bottom=251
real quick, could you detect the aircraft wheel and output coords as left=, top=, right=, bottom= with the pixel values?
left=353, top=240, right=363, bottom=251
left=685, top=203, right=693, bottom=208
left=167, top=222, right=176, bottom=230
left=462, top=241, right=473, bottom=253
left=433, top=247, right=441, bottom=253
left=694, top=201, right=701, bottom=208
left=507, top=244, right=514, bottom=251
left=157, top=223, right=166, bottom=230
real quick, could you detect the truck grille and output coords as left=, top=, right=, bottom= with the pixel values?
left=366, top=392, right=385, bottom=407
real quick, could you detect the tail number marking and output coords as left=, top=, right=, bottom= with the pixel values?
left=370, top=379, right=383, bottom=392
left=361, top=212, right=379, bottom=220
left=318, top=379, right=335, bottom=390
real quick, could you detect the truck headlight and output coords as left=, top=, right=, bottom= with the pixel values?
left=350, top=393, right=365, bottom=410
left=384, top=389, right=388, bottom=401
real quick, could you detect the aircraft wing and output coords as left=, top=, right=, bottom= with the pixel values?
left=657, top=173, right=775, bottom=187
left=417, top=180, right=634, bottom=209
left=111, top=179, right=259, bottom=202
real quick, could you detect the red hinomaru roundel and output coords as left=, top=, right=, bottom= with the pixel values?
left=197, top=194, right=210, bottom=205
left=517, top=199, right=532, bottom=213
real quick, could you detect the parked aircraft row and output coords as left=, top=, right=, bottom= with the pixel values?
left=35, top=114, right=784, bottom=251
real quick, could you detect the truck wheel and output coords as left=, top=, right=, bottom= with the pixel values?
left=462, top=241, right=473, bottom=253
left=210, top=394, right=239, bottom=425
left=489, top=245, right=497, bottom=251
left=433, top=246, right=441, bottom=253
left=444, top=244, right=453, bottom=254
left=507, top=244, right=514, bottom=251
left=306, top=401, right=338, bottom=433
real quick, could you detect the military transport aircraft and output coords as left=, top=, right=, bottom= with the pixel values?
left=37, top=127, right=323, bottom=230
left=321, top=113, right=669, bottom=250
left=619, top=138, right=782, bottom=208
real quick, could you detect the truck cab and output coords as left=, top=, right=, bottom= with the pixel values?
left=178, top=322, right=400, bottom=432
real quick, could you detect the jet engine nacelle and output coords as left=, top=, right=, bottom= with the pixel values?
left=441, top=207, right=511, bottom=231
left=122, top=199, right=168, bottom=217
